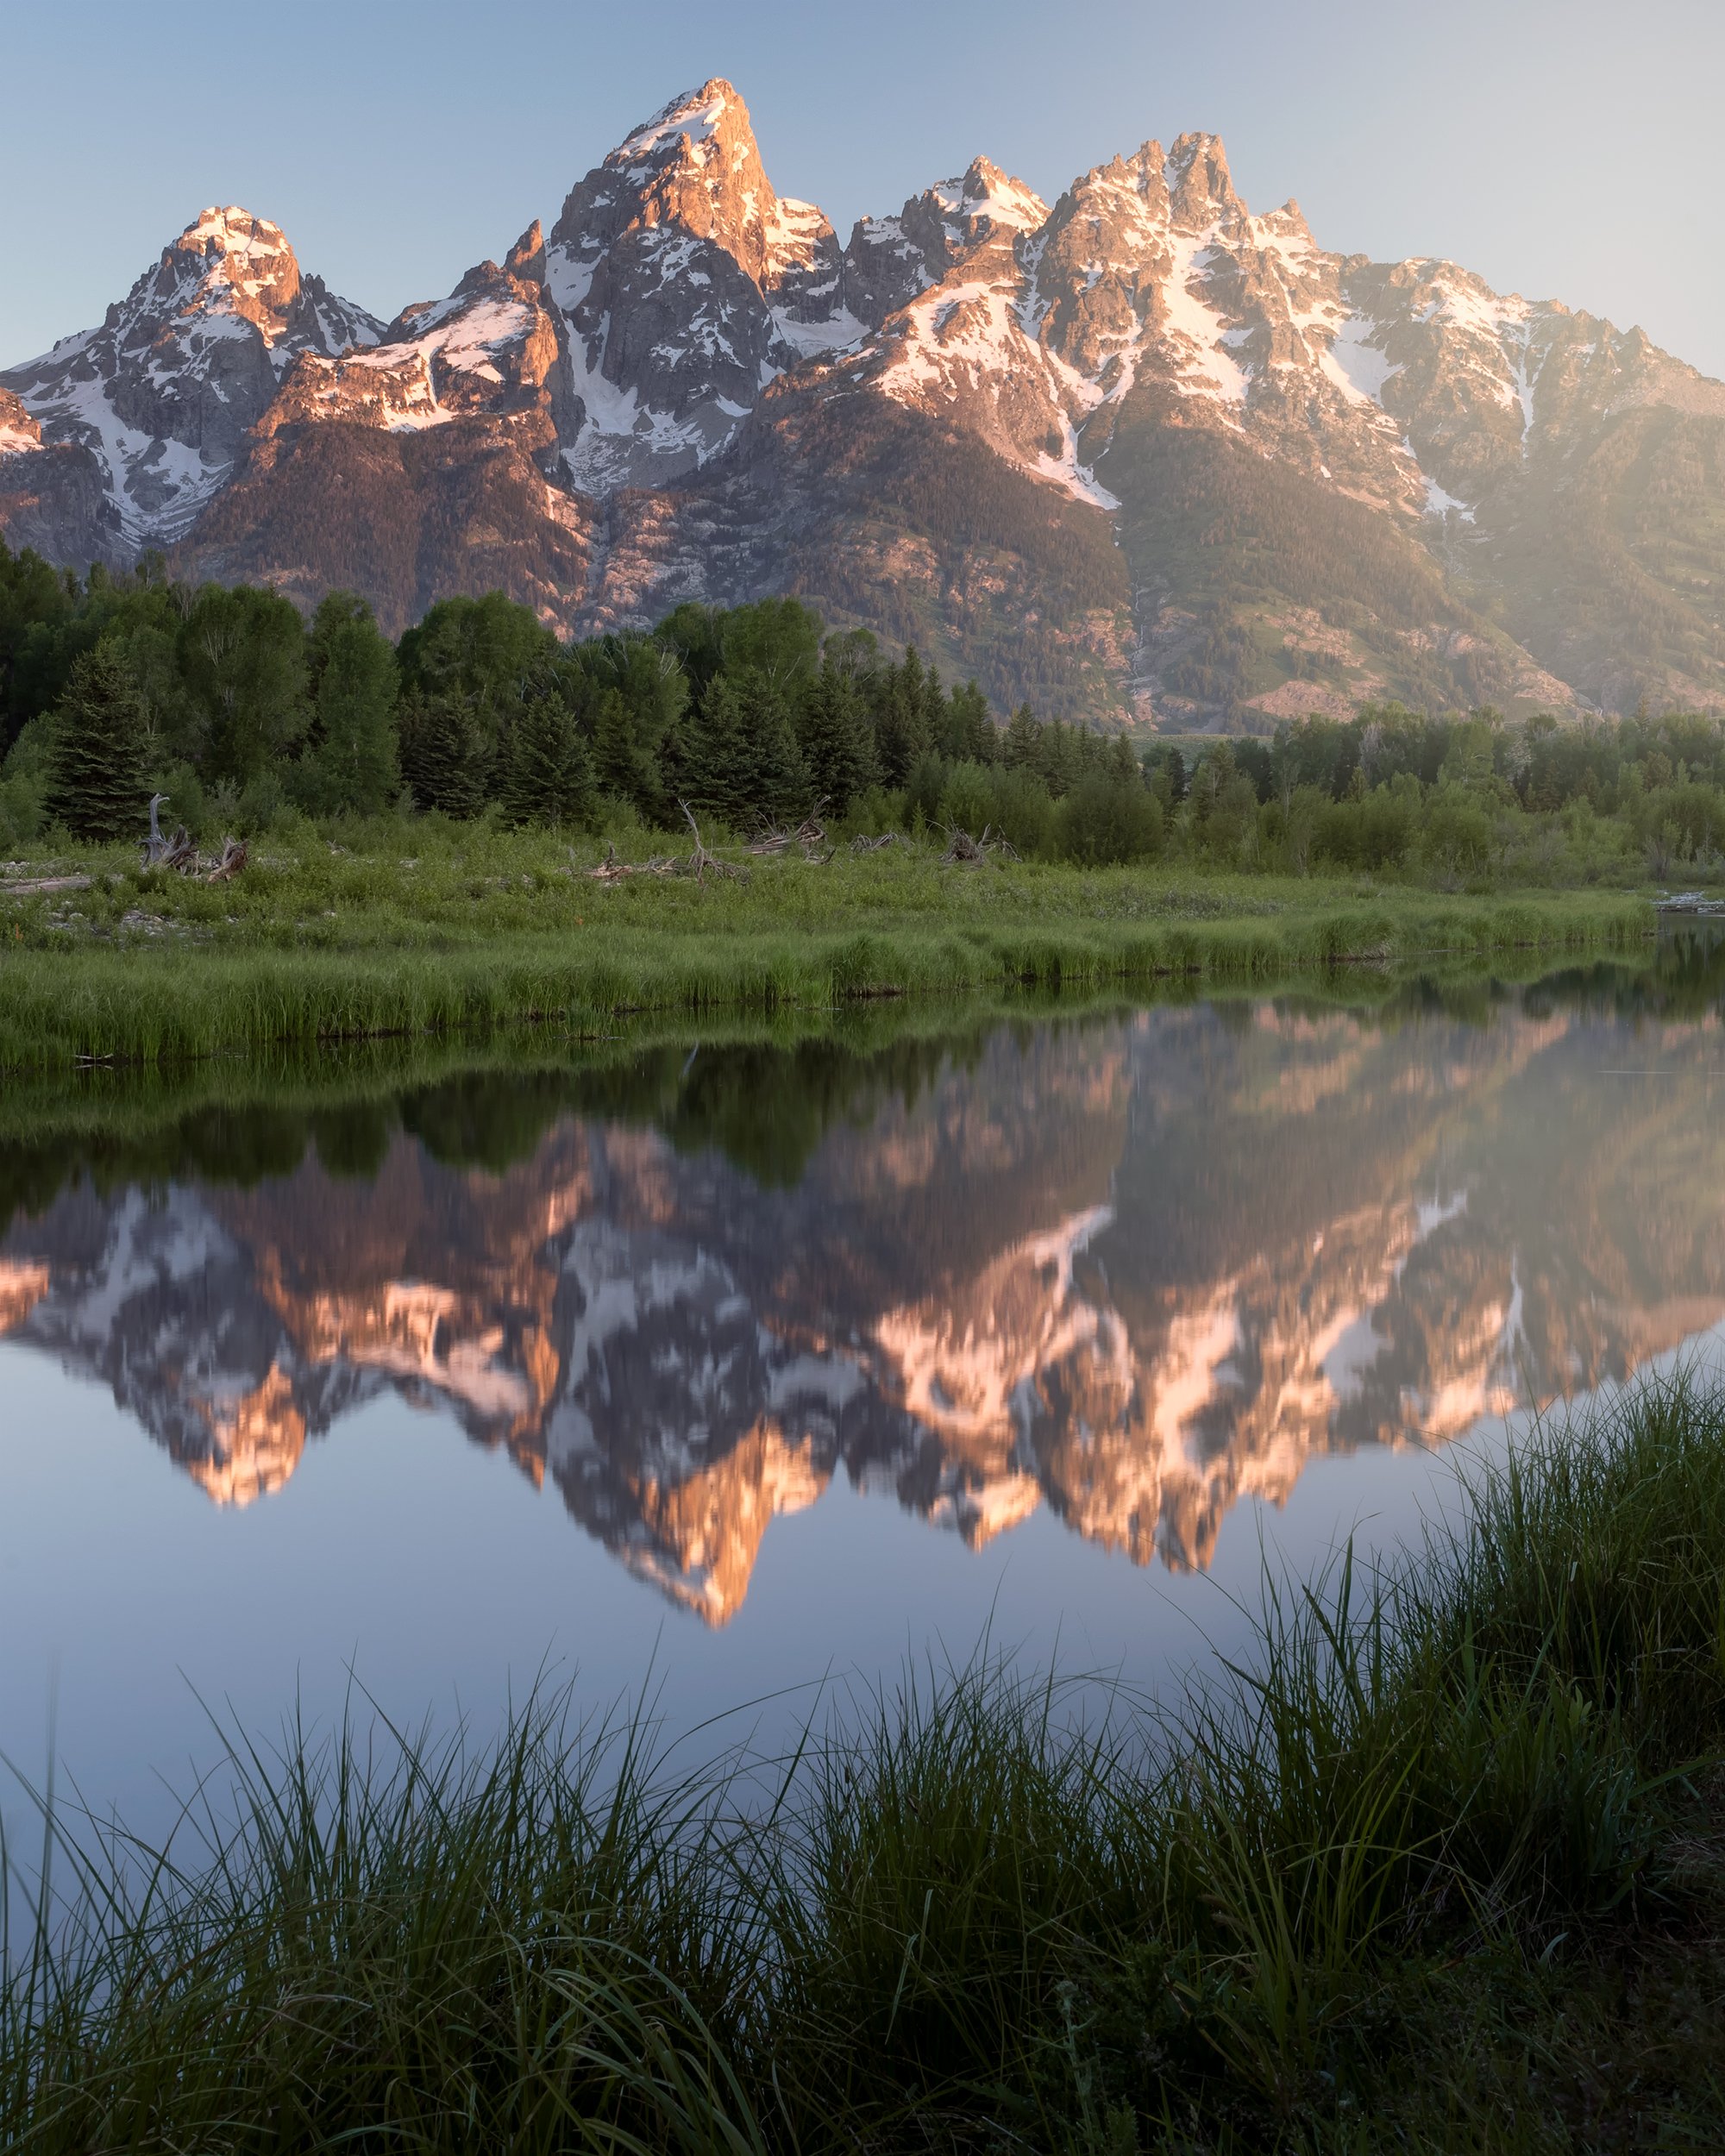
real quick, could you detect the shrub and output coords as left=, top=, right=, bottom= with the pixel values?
left=1057, top=774, right=1164, bottom=865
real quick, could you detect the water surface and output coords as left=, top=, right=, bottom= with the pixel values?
left=3, top=943, right=1723, bottom=1836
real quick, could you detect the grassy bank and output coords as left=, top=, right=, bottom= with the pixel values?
left=0, top=824, right=1654, bottom=1071
left=5, top=1370, right=1724, bottom=2152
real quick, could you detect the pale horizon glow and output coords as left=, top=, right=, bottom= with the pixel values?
left=1, top=0, right=1721, bottom=380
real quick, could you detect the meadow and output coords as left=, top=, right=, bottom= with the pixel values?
left=0, top=818, right=1654, bottom=1072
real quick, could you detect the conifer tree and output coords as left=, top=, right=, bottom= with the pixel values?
left=1002, top=702, right=1043, bottom=771
left=794, top=660, right=877, bottom=815
left=873, top=647, right=935, bottom=787
left=681, top=671, right=808, bottom=829
left=938, top=680, right=997, bottom=764
left=500, top=675, right=596, bottom=829
left=1038, top=718, right=1083, bottom=799
left=43, top=645, right=149, bottom=841
left=589, top=683, right=661, bottom=816
left=398, top=691, right=490, bottom=818
left=1105, top=733, right=1142, bottom=788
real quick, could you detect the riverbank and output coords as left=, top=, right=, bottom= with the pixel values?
left=0, top=825, right=1653, bottom=1071
left=4, top=1369, right=1723, bottom=2152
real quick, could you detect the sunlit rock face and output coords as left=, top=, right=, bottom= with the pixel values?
left=7, top=84, right=1724, bottom=714
left=4, top=991, right=1723, bottom=1620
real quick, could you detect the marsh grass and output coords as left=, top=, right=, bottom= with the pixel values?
left=5, top=1369, right=1725, bottom=2150
left=0, top=824, right=1653, bottom=1072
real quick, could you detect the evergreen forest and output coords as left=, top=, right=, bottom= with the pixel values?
left=5, top=542, right=1725, bottom=887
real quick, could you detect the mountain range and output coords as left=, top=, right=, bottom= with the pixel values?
left=4, top=80, right=1723, bottom=728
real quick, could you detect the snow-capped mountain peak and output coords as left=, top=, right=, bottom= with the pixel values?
left=544, top=78, right=855, bottom=492
left=934, top=158, right=1049, bottom=240
left=0, top=204, right=381, bottom=547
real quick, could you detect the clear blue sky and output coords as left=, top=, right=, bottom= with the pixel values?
left=3, top=0, right=1720, bottom=376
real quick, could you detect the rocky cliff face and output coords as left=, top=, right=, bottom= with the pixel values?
left=5, top=88, right=1722, bottom=718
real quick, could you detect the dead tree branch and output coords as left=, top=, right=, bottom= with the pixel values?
left=681, top=803, right=745, bottom=885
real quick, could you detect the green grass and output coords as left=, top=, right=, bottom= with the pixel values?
left=0, top=820, right=1654, bottom=1072
left=5, top=1369, right=1724, bottom=2152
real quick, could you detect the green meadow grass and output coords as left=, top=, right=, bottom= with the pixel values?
left=0, top=821, right=1653, bottom=1071
left=4, top=1369, right=1724, bottom=2152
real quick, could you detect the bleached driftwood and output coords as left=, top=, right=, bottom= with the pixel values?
left=681, top=804, right=745, bottom=885
left=141, top=794, right=197, bottom=872
left=941, top=824, right=1019, bottom=867
left=585, top=841, right=682, bottom=883
left=204, top=836, right=248, bottom=882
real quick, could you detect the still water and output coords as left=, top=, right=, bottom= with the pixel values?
left=3, top=944, right=1723, bottom=1838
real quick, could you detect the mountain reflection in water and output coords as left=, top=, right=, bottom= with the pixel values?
left=3, top=960, right=1722, bottom=1625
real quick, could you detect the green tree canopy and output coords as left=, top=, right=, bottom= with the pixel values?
left=178, top=584, right=309, bottom=787
left=299, top=592, right=400, bottom=816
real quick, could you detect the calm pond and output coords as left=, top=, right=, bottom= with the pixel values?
left=3, top=938, right=1723, bottom=1835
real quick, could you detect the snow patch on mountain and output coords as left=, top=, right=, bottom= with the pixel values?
left=616, top=82, right=733, bottom=171
left=762, top=196, right=831, bottom=279
left=1032, top=412, right=1121, bottom=511
left=1322, top=315, right=1398, bottom=405
left=770, top=304, right=867, bottom=360
left=932, top=162, right=1048, bottom=237
left=1161, top=233, right=1250, bottom=406
left=348, top=298, right=535, bottom=424
left=1422, top=475, right=1477, bottom=522
left=560, top=319, right=710, bottom=492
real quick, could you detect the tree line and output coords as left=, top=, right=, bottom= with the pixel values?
left=0, top=548, right=1158, bottom=861
left=3, top=541, right=1722, bottom=882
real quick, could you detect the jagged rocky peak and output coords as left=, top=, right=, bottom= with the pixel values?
left=544, top=78, right=856, bottom=493
left=266, top=234, right=564, bottom=441
left=92, top=204, right=384, bottom=371
left=158, top=205, right=304, bottom=321
left=505, top=219, right=546, bottom=282
left=549, top=78, right=839, bottom=296
left=0, top=386, right=40, bottom=454
left=1164, top=131, right=1245, bottom=229
left=0, top=202, right=383, bottom=549
left=932, top=157, right=1048, bottom=241
left=841, top=155, right=1047, bottom=328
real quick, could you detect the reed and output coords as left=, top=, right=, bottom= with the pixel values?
left=4, top=1369, right=1723, bottom=2150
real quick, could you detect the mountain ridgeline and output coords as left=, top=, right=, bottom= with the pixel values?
left=3, top=82, right=1722, bottom=728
